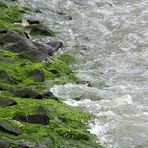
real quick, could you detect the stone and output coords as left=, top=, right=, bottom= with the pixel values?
left=13, top=113, right=49, bottom=125
left=0, top=120, right=21, bottom=135
left=30, top=25, right=55, bottom=37
left=28, top=68, right=45, bottom=82
left=42, top=91, right=59, bottom=101
left=0, top=30, right=53, bottom=61
left=47, top=41, right=63, bottom=51
left=0, top=69, right=18, bottom=84
left=27, top=19, right=40, bottom=25
left=0, top=97, right=17, bottom=107
left=13, top=88, right=42, bottom=99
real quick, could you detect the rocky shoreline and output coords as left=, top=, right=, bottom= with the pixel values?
left=0, top=1, right=102, bottom=147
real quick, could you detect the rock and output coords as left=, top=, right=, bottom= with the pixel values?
left=30, top=25, right=55, bottom=37
left=0, top=69, right=18, bottom=84
left=14, top=139, right=38, bottom=148
left=28, top=68, right=44, bottom=82
left=0, top=30, right=53, bottom=61
left=13, top=88, right=42, bottom=99
left=42, top=91, right=59, bottom=101
left=36, top=106, right=48, bottom=114
left=13, top=113, right=49, bottom=125
left=0, top=120, right=21, bottom=135
left=0, top=139, right=10, bottom=148
left=47, top=41, right=63, bottom=51
left=27, top=19, right=40, bottom=25
left=0, top=97, right=17, bottom=107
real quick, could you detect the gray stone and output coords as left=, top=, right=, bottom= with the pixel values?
left=0, top=120, right=21, bottom=135
left=0, top=97, right=17, bottom=107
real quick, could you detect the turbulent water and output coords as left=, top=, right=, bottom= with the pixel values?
left=18, top=0, right=148, bottom=147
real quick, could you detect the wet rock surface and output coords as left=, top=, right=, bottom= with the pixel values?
left=0, top=30, right=53, bottom=61
left=0, top=120, right=21, bottom=135
left=13, top=113, right=49, bottom=125
left=13, top=88, right=42, bottom=99
left=0, top=69, right=18, bottom=84
left=30, top=25, right=55, bottom=37
left=47, top=41, right=63, bottom=51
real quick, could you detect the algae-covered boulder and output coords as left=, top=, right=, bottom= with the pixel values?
left=0, top=97, right=17, bottom=107
left=13, top=113, right=49, bottom=125
left=0, top=120, right=21, bottom=135
left=13, top=88, right=42, bottom=99
left=28, top=68, right=45, bottom=82
left=0, top=30, right=53, bottom=61
left=0, top=69, right=18, bottom=84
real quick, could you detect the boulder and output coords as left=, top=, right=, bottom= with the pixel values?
left=0, top=120, right=21, bottom=135
left=0, top=69, right=18, bottom=84
left=13, top=88, right=42, bottom=99
left=13, top=113, right=49, bottom=125
left=28, top=68, right=45, bottom=82
left=42, top=91, right=59, bottom=101
left=27, top=19, right=40, bottom=25
left=47, top=41, right=63, bottom=51
left=30, top=25, right=55, bottom=37
left=0, top=30, right=53, bottom=61
left=0, top=97, right=17, bottom=107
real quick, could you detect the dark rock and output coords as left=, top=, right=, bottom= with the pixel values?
left=27, top=19, right=40, bottom=25
left=36, top=106, right=48, bottom=114
left=47, top=41, right=63, bottom=51
left=13, top=113, right=49, bottom=125
left=13, top=88, right=42, bottom=99
left=0, top=139, right=10, bottom=148
left=0, top=69, right=18, bottom=84
left=0, top=120, right=21, bottom=135
left=0, top=30, right=53, bottom=61
left=30, top=25, right=55, bottom=37
left=33, top=42, right=53, bottom=55
left=43, top=91, right=59, bottom=101
left=28, top=68, right=44, bottom=82
left=0, top=97, right=17, bottom=107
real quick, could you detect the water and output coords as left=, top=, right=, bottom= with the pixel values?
left=18, top=0, right=148, bottom=147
